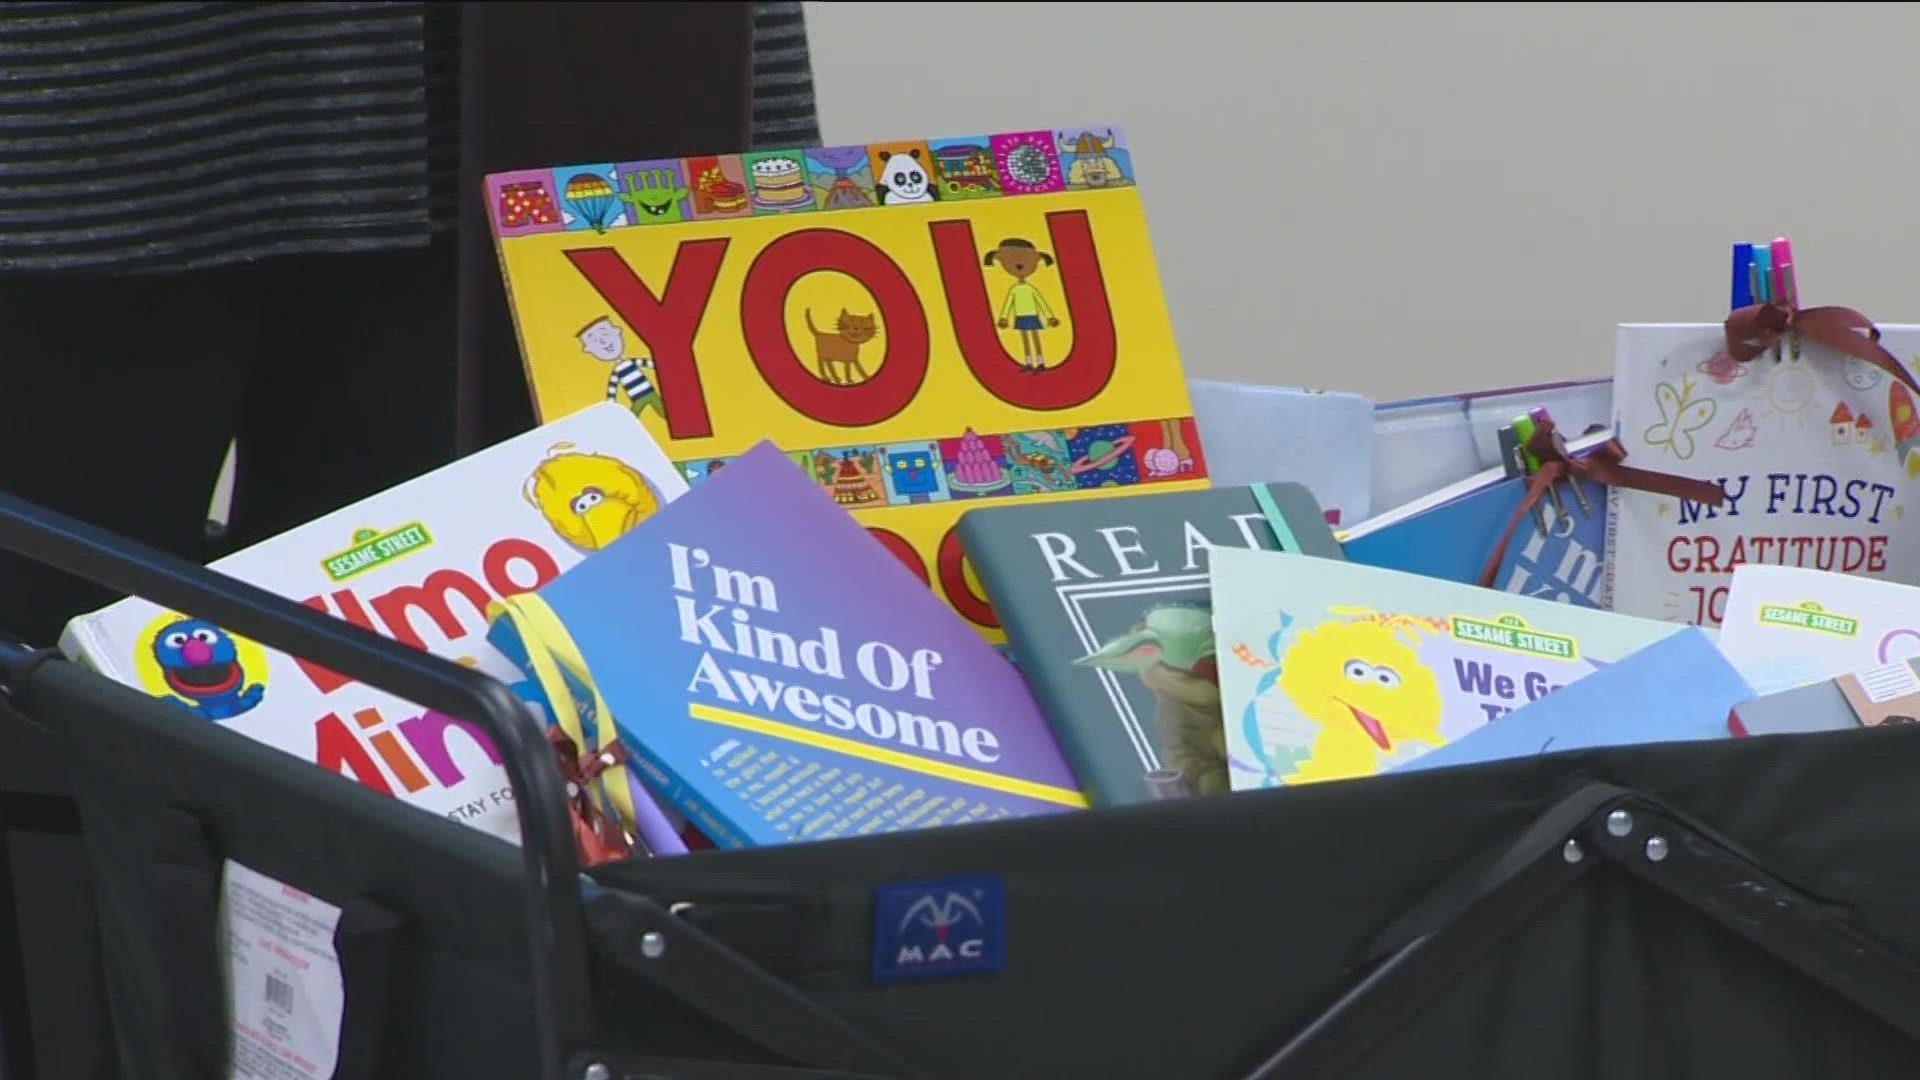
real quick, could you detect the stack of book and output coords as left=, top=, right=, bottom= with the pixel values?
left=57, top=126, right=1920, bottom=859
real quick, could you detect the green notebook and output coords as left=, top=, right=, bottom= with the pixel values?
left=957, top=483, right=1340, bottom=806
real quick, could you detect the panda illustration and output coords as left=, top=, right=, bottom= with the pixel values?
left=876, top=149, right=935, bottom=205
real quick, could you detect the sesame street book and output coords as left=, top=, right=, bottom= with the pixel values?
left=955, top=482, right=1342, bottom=807
left=485, top=125, right=1208, bottom=648
left=1209, top=548, right=1691, bottom=791
left=493, top=441, right=1087, bottom=850
left=58, top=403, right=689, bottom=845
left=1714, top=564, right=1920, bottom=699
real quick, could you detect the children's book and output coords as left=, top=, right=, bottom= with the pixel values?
left=485, top=126, right=1207, bottom=647
left=956, top=482, right=1340, bottom=806
left=59, top=403, right=689, bottom=844
left=1389, top=629, right=1747, bottom=774
left=1714, top=564, right=1920, bottom=698
left=1342, top=473, right=1609, bottom=608
left=1341, top=427, right=1615, bottom=608
left=1210, top=549, right=1690, bottom=791
left=490, top=442, right=1088, bottom=849
left=1606, top=323, right=1920, bottom=628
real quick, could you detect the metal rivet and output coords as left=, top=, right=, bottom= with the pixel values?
left=1562, top=839, right=1584, bottom=863
left=1606, top=809, right=1634, bottom=837
left=1645, top=836, right=1669, bottom=863
left=640, top=930, right=667, bottom=959
left=582, top=1063, right=610, bottom=1080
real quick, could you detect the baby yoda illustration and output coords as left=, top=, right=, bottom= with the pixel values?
left=1075, top=603, right=1229, bottom=797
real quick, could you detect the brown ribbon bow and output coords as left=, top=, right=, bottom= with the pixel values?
left=1720, top=302, right=1920, bottom=395
left=546, top=727, right=635, bottom=866
left=1477, top=417, right=1726, bottom=589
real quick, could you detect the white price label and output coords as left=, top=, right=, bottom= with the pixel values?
left=219, top=860, right=345, bottom=1080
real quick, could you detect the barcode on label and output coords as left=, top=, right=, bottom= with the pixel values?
left=265, top=974, right=294, bottom=1013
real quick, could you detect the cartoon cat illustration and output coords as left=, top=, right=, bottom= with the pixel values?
left=806, top=309, right=878, bottom=385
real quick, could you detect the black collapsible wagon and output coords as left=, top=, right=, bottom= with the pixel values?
left=3, top=492, right=1920, bottom=1080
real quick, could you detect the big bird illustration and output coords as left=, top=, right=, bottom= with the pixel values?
left=523, top=443, right=662, bottom=552
left=1252, top=615, right=1445, bottom=786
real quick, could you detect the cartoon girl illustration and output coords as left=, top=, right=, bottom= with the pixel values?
left=985, top=238, right=1061, bottom=372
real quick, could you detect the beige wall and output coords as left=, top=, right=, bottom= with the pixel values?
left=805, top=1, right=1920, bottom=401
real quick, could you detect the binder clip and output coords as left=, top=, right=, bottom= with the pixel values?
left=1503, top=408, right=1591, bottom=533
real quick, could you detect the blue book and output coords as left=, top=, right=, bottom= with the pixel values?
left=1388, top=629, right=1750, bottom=774
left=489, top=442, right=1087, bottom=849
left=1343, top=471, right=1609, bottom=608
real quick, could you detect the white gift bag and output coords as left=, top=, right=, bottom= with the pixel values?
left=1606, top=307, right=1920, bottom=627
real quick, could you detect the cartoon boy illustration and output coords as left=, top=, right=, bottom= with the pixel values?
left=986, top=238, right=1061, bottom=372
left=579, top=316, right=667, bottom=421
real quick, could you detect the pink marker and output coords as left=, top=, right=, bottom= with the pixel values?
left=1770, top=236, right=1796, bottom=309
left=1772, top=236, right=1800, bottom=358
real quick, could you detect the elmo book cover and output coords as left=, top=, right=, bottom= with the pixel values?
left=485, top=126, right=1207, bottom=646
left=499, top=442, right=1087, bottom=849
left=59, top=403, right=688, bottom=845
left=1209, top=549, right=1688, bottom=792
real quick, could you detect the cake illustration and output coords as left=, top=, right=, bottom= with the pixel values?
left=750, top=156, right=811, bottom=209
left=947, top=429, right=1011, bottom=494
left=695, top=165, right=748, bottom=214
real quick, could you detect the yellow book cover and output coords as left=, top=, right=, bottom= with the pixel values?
left=486, top=126, right=1209, bottom=645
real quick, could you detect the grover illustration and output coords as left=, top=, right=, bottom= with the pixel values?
left=151, top=618, right=265, bottom=720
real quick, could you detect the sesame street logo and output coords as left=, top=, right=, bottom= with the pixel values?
left=323, top=523, right=436, bottom=583
left=1450, top=614, right=1578, bottom=663
left=1758, top=601, right=1858, bottom=638
left=131, top=611, right=271, bottom=722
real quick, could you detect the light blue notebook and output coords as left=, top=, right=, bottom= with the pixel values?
left=1388, top=628, right=1750, bottom=774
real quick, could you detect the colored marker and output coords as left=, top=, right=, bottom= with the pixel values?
left=1752, top=245, right=1773, bottom=304
left=1770, top=236, right=1795, bottom=304
left=1513, top=410, right=1567, bottom=521
left=1731, top=242, right=1756, bottom=310
left=1774, top=239, right=1800, bottom=358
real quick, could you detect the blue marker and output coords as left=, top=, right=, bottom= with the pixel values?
left=1731, top=242, right=1755, bottom=310
left=1752, top=244, right=1773, bottom=303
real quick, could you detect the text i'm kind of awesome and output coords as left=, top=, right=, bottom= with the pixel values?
left=669, top=543, right=1007, bottom=768
left=1670, top=471, right=1900, bottom=626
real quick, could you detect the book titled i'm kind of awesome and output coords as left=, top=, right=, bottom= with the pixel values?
left=494, top=442, right=1088, bottom=848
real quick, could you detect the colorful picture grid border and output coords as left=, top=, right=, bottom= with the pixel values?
left=676, top=415, right=1206, bottom=510
left=486, top=125, right=1136, bottom=238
